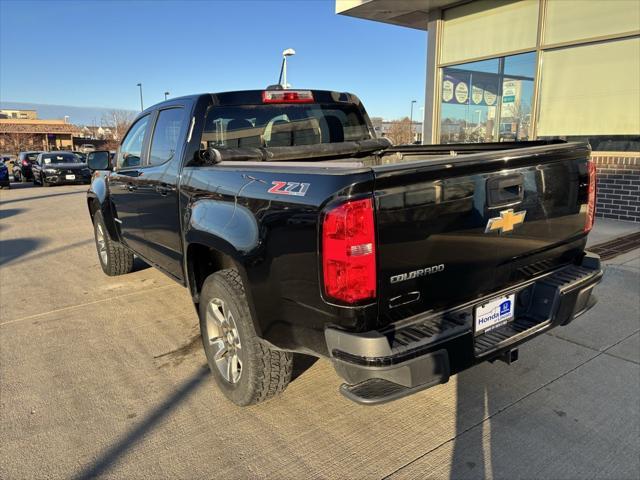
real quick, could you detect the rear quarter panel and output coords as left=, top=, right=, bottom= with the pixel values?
left=181, top=164, right=375, bottom=355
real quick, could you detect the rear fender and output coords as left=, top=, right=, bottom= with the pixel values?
left=183, top=198, right=262, bottom=332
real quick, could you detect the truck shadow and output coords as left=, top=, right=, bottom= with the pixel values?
left=132, top=256, right=151, bottom=272
left=72, top=366, right=211, bottom=480
left=292, top=353, right=319, bottom=381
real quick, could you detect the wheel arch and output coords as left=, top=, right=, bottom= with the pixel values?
left=87, top=178, right=119, bottom=241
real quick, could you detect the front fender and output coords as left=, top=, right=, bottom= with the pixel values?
left=87, top=174, right=119, bottom=240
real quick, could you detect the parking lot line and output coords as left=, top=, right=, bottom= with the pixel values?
left=0, top=284, right=177, bottom=327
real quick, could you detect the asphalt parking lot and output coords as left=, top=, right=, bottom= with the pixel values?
left=1, top=183, right=639, bottom=480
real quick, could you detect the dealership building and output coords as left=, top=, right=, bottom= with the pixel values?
left=337, top=0, right=640, bottom=222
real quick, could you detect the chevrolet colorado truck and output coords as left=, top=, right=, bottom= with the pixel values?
left=86, top=88, right=602, bottom=406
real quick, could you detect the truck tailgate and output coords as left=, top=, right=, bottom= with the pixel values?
left=372, top=142, right=592, bottom=326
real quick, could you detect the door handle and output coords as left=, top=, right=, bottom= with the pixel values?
left=127, top=183, right=137, bottom=192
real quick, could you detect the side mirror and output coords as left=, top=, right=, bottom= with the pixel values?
left=87, top=151, right=112, bottom=171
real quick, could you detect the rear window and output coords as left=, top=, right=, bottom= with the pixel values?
left=26, top=153, right=39, bottom=161
left=201, top=104, right=371, bottom=149
left=41, top=153, right=78, bottom=164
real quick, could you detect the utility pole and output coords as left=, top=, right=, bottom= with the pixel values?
left=137, top=83, right=144, bottom=111
left=409, top=100, right=417, bottom=143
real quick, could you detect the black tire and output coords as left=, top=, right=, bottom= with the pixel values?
left=42, top=174, right=51, bottom=187
left=92, top=210, right=134, bottom=276
left=199, top=269, right=292, bottom=406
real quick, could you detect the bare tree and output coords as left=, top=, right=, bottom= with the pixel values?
left=386, top=117, right=414, bottom=145
left=0, top=132, right=40, bottom=155
left=99, top=109, right=136, bottom=150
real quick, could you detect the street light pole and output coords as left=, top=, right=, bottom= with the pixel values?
left=409, top=100, right=417, bottom=143
left=278, top=48, right=296, bottom=88
left=136, top=83, right=144, bottom=111
left=164, top=91, right=170, bottom=101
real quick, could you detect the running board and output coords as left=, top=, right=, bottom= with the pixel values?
left=339, top=377, right=442, bottom=405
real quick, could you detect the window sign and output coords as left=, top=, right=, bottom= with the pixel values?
left=454, top=82, right=469, bottom=103
left=472, top=84, right=484, bottom=105
left=442, top=71, right=500, bottom=107
left=440, top=52, right=535, bottom=144
left=442, top=79, right=454, bottom=102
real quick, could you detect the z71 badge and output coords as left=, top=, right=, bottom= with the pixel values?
left=268, top=181, right=310, bottom=197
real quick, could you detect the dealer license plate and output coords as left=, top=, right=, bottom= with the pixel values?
left=65, top=174, right=75, bottom=180
left=474, top=294, right=515, bottom=334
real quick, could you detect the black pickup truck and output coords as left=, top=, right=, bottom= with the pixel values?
left=86, top=88, right=602, bottom=406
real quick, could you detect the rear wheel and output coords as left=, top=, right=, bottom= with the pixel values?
left=199, top=269, right=292, bottom=406
left=93, top=210, right=134, bottom=276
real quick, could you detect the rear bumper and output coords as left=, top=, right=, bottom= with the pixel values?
left=325, top=252, right=603, bottom=405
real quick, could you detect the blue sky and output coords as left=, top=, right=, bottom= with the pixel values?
left=0, top=0, right=426, bottom=120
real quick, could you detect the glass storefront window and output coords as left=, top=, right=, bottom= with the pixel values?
left=439, top=52, right=536, bottom=143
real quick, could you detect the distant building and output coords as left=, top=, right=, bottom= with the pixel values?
left=0, top=109, right=37, bottom=120
left=370, top=116, right=423, bottom=143
left=77, top=125, right=116, bottom=140
left=0, top=118, right=81, bottom=153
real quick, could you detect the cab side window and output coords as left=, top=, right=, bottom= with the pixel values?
left=149, top=108, right=186, bottom=166
left=117, top=115, right=150, bottom=169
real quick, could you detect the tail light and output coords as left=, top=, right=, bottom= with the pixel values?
left=585, top=159, right=596, bottom=232
left=322, top=198, right=376, bottom=304
left=22, top=159, right=29, bottom=166
left=262, top=90, right=314, bottom=103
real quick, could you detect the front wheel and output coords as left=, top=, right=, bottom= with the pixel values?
left=199, top=269, right=292, bottom=406
left=93, top=210, right=134, bottom=276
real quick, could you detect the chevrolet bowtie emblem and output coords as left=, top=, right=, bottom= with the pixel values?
left=485, top=209, right=527, bottom=234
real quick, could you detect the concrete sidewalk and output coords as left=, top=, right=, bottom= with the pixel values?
left=587, top=217, right=640, bottom=247
left=1, top=184, right=639, bottom=479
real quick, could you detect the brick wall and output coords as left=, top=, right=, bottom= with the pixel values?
left=592, top=152, right=640, bottom=223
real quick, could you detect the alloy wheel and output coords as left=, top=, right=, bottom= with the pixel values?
left=95, top=223, right=108, bottom=265
left=205, top=297, right=242, bottom=383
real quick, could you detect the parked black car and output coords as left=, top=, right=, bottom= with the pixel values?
left=13, top=151, right=41, bottom=182
left=0, top=161, right=10, bottom=188
left=33, top=151, right=91, bottom=186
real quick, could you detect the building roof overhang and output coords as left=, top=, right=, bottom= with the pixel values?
left=335, top=0, right=469, bottom=30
